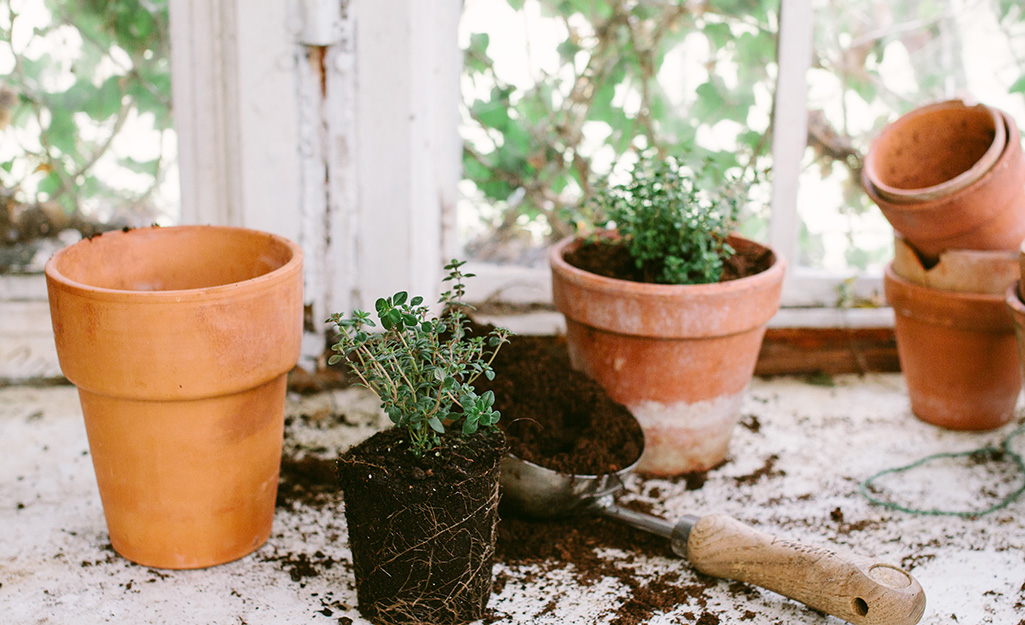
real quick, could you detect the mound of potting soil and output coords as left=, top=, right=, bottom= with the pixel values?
left=475, top=332, right=644, bottom=475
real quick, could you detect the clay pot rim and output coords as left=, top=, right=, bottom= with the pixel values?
left=549, top=232, right=785, bottom=299
left=885, top=261, right=1009, bottom=305
left=891, top=234, right=1019, bottom=295
left=864, top=100, right=1005, bottom=203
left=863, top=108, right=1020, bottom=215
left=44, top=225, right=303, bottom=302
left=884, top=262, right=1014, bottom=331
left=863, top=108, right=1025, bottom=261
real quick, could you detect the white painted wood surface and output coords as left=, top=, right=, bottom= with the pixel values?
left=769, top=0, right=812, bottom=302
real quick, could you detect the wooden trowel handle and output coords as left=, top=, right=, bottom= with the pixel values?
left=684, top=514, right=926, bottom=625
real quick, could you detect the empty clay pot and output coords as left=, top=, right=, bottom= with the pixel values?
left=45, top=226, right=304, bottom=568
left=892, top=235, right=1019, bottom=295
left=884, top=262, right=1019, bottom=431
left=550, top=234, right=784, bottom=475
left=863, top=104, right=1025, bottom=262
left=865, top=100, right=1005, bottom=204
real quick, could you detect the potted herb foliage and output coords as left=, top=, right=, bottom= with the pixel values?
left=328, top=260, right=510, bottom=625
left=550, top=154, right=785, bottom=476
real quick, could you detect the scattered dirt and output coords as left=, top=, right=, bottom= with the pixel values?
left=733, top=454, right=785, bottom=486
left=276, top=455, right=338, bottom=509
left=493, top=513, right=721, bottom=624
left=563, top=234, right=775, bottom=284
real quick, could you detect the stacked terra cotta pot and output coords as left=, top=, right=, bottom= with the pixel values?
left=863, top=99, right=1025, bottom=431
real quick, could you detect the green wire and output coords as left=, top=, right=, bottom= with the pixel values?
left=860, top=423, right=1025, bottom=518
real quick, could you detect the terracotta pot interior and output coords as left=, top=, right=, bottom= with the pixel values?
left=50, top=228, right=296, bottom=292
left=872, top=104, right=999, bottom=192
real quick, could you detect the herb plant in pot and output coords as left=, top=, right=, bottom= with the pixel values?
left=550, top=156, right=784, bottom=476
left=328, top=260, right=510, bottom=625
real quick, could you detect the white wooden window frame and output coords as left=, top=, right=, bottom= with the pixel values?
left=0, top=0, right=890, bottom=382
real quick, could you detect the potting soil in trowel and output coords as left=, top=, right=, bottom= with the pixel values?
left=474, top=332, right=644, bottom=474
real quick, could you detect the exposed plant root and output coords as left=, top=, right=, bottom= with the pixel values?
left=339, top=427, right=504, bottom=625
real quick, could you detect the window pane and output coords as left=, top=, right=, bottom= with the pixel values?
left=0, top=0, right=178, bottom=273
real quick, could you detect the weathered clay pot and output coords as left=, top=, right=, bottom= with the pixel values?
left=892, top=235, right=1019, bottom=295
left=550, top=234, right=784, bottom=475
left=865, top=100, right=1005, bottom=204
left=863, top=103, right=1025, bottom=262
left=884, top=262, right=1019, bottom=431
left=45, top=226, right=303, bottom=568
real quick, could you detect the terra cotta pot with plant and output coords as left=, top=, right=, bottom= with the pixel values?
left=550, top=155, right=784, bottom=476
left=863, top=100, right=1025, bottom=262
left=45, top=225, right=303, bottom=569
left=551, top=234, right=783, bottom=475
left=884, top=262, right=1019, bottom=431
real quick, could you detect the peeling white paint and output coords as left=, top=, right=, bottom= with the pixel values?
left=630, top=390, right=746, bottom=475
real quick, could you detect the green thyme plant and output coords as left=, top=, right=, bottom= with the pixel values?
left=590, top=155, right=743, bottom=285
left=327, top=260, right=511, bottom=457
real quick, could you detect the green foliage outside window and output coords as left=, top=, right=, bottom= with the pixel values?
left=460, top=0, right=1025, bottom=272
left=0, top=0, right=173, bottom=259
left=462, top=0, right=777, bottom=260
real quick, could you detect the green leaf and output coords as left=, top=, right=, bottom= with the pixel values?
left=702, top=22, right=733, bottom=48
left=118, top=156, right=160, bottom=175
left=691, top=81, right=727, bottom=122
left=474, top=96, right=512, bottom=130
left=87, top=76, right=125, bottom=121
left=36, top=171, right=63, bottom=197
left=427, top=416, right=445, bottom=434
left=1010, top=74, right=1025, bottom=95
left=46, top=109, right=78, bottom=156
left=393, top=291, right=408, bottom=306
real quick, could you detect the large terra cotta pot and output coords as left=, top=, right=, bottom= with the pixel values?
left=863, top=101, right=1025, bottom=262
left=884, top=262, right=1019, bottom=431
left=45, top=225, right=304, bottom=569
left=550, top=234, right=784, bottom=475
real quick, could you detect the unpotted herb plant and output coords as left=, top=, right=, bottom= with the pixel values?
left=550, top=154, right=785, bottom=476
left=328, top=260, right=510, bottom=625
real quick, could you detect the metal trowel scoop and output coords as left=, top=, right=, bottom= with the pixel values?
left=500, top=453, right=926, bottom=625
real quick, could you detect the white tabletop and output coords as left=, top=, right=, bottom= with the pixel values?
left=1, top=375, right=1021, bottom=625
